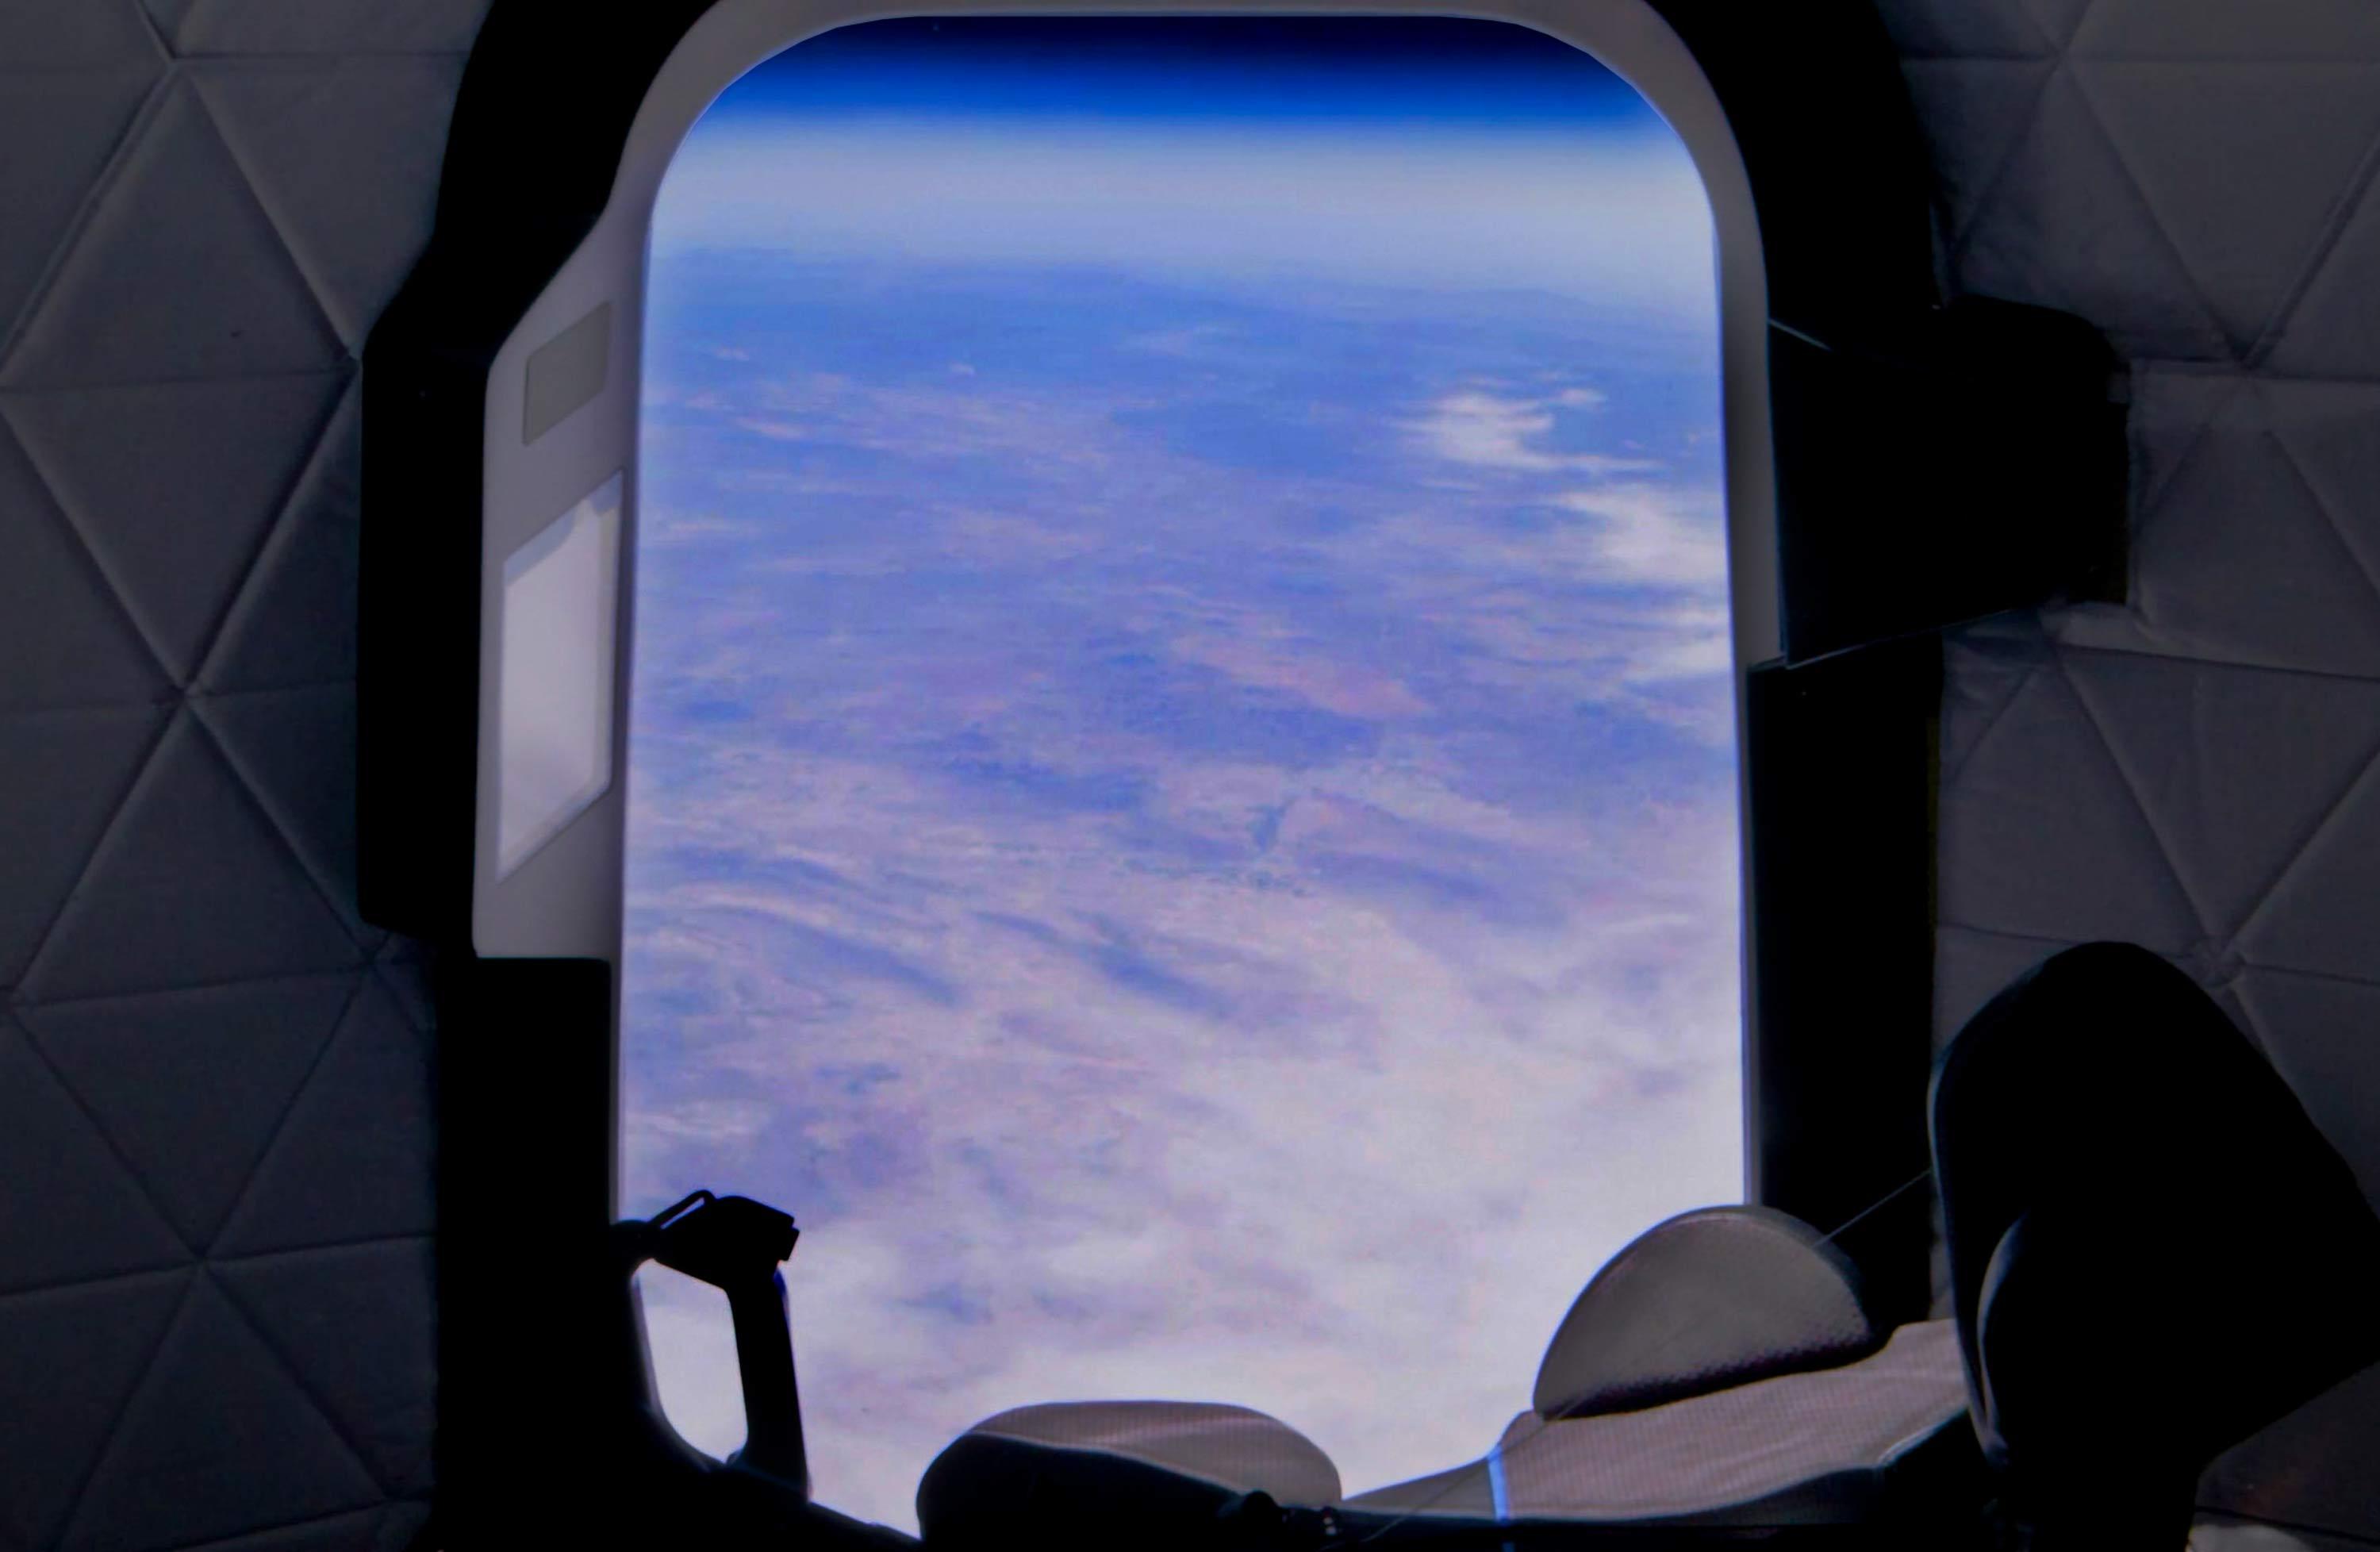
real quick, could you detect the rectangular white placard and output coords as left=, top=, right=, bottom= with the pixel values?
left=497, top=471, right=623, bottom=878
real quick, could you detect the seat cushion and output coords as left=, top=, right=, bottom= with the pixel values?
left=916, top=1400, right=1341, bottom=1545
left=1347, top=1319, right=1973, bottom=1528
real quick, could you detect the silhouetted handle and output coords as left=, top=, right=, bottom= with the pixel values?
left=723, top=1268, right=808, bottom=1492
left=649, top=1193, right=812, bottom=1497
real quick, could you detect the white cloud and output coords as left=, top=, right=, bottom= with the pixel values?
left=1554, top=484, right=1729, bottom=592
left=1404, top=387, right=1657, bottom=478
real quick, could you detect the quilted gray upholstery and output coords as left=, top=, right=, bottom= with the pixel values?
left=0, top=2, right=482, bottom=1548
left=5, top=0, right=2378, bottom=1547
left=1883, top=0, right=2380, bottom=1536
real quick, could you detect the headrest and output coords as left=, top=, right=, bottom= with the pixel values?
left=916, top=1401, right=1340, bottom=1547
left=1531, top=1204, right=1883, bottom=1420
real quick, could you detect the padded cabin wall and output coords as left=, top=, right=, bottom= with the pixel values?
left=1879, top=0, right=2380, bottom=1535
left=0, top=4, right=486, bottom=1550
left=6, top=0, right=2375, bottom=1544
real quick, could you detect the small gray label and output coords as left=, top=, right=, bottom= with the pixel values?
left=523, top=301, right=612, bottom=444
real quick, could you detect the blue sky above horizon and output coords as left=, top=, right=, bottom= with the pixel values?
left=626, top=18, right=1739, bottom=1533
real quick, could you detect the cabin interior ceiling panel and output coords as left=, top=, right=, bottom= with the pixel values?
left=2, top=0, right=2378, bottom=1547
left=0, top=2, right=478, bottom=1548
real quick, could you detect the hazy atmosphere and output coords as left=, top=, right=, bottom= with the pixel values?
left=621, top=19, right=1741, bottom=1531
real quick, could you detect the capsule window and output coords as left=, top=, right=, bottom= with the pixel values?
left=621, top=17, right=1739, bottom=1531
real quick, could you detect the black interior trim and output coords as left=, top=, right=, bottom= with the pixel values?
left=1743, top=640, right=1942, bottom=1327
left=1768, top=300, right=2127, bottom=664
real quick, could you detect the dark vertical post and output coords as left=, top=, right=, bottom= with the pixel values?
left=434, top=955, right=639, bottom=1544
left=1743, top=640, right=1941, bottom=1324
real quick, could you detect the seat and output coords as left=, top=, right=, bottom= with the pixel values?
left=915, top=1205, right=1978, bottom=1546
left=1930, top=942, right=2380, bottom=1550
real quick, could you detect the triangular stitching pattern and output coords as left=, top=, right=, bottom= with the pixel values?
left=167, top=68, right=346, bottom=366
left=2128, top=367, right=2249, bottom=521
left=209, top=1261, right=408, bottom=1500
left=2228, top=959, right=2380, bottom=997
left=2068, top=59, right=2380, bottom=365
left=0, top=59, right=171, bottom=376
left=0, top=399, right=181, bottom=690
left=193, top=373, right=359, bottom=694
left=17, top=973, right=367, bottom=1244
left=1938, top=623, right=2053, bottom=791
left=2046, top=0, right=2105, bottom=53
left=2053, top=59, right=2239, bottom=357
left=186, top=372, right=351, bottom=684
left=1933, top=918, right=2079, bottom=955
left=125, top=0, right=175, bottom=62
left=2047, top=643, right=2219, bottom=941
left=7, top=369, right=348, bottom=691
left=168, top=1504, right=393, bottom=1552
left=187, top=696, right=379, bottom=958
left=2269, top=401, right=2380, bottom=617
left=2228, top=740, right=2380, bottom=966
left=11, top=1008, right=202, bottom=1262
left=2, top=70, right=345, bottom=394
left=198, top=971, right=372, bottom=1256
left=183, top=62, right=362, bottom=357
left=370, top=958, right=436, bottom=1037
left=57, top=1267, right=390, bottom=1551
left=47, top=1266, right=205, bottom=1552
left=12, top=708, right=370, bottom=1000
left=3, top=707, right=178, bottom=1006
left=2070, top=643, right=2380, bottom=965
left=2254, top=83, right=2380, bottom=368
left=1937, top=60, right=2066, bottom=265
left=0, top=17, right=438, bottom=1552
left=2025, top=636, right=2380, bottom=692
left=209, top=1229, right=432, bottom=1271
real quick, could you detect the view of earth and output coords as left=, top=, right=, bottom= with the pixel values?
left=622, top=19, right=1740, bottom=1532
